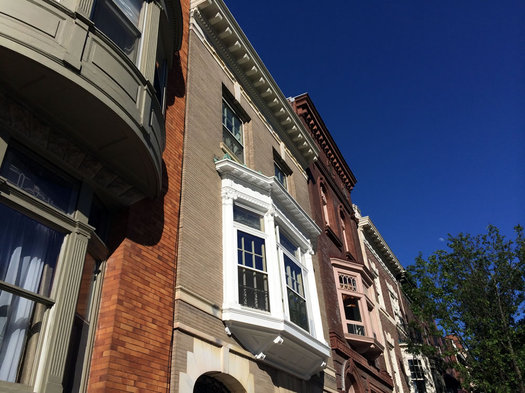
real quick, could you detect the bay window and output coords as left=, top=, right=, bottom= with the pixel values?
left=0, top=143, right=107, bottom=392
left=217, top=159, right=329, bottom=378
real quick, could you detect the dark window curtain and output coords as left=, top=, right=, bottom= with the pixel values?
left=0, top=203, right=63, bottom=382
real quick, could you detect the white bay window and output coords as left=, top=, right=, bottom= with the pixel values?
left=217, top=159, right=329, bottom=380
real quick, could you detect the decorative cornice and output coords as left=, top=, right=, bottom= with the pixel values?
left=190, top=0, right=319, bottom=168
left=215, top=158, right=321, bottom=241
left=290, top=93, right=357, bottom=191
left=358, top=215, right=404, bottom=278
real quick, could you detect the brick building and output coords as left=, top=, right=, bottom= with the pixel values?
left=0, top=0, right=188, bottom=392
left=291, top=94, right=393, bottom=393
left=169, top=0, right=334, bottom=391
left=356, top=208, right=437, bottom=393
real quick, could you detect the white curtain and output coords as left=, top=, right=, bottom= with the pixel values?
left=0, top=205, right=63, bottom=382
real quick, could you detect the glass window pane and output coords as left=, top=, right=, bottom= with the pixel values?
left=0, top=203, right=64, bottom=297
left=274, top=163, right=287, bottom=188
left=287, top=288, right=308, bottom=331
left=279, top=232, right=297, bottom=257
left=237, top=232, right=266, bottom=271
left=113, top=0, right=143, bottom=26
left=63, top=253, right=99, bottom=393
left=0, top=294, right=44, bottom=382
left=343, top=295, right=362, bottom=322
left=1, top=148, right=78, bottom=213
left=92, top=0, right=141, bottom=60
left=238, top=267, right=269, bottom=312
left=233, top=206, right=262, bottom=230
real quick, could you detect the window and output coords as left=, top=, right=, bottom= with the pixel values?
left=92, top=0, right=144, bottom=61
left=273, top=149, right=292, bottom=189
left=274, top=162, right=287, bottom=188
left=280, top=233, right=308, bottom=331
left=234, top=206, right=269, bottom=312
left=222, top=100, right=244, bottom=163
left=339, top=273, right=357, bottom=291
left=0, top=145, right=107, bottom=389
left=342, top=295, right=365, bottom=336
left=408, top=359, right=427, bottom=393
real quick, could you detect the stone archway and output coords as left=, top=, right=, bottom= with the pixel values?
left=193, top=372, right=246, bottom=393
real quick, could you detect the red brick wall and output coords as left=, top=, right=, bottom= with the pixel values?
left=87, top=1, right=190, bottom=392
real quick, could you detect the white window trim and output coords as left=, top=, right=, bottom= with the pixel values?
left=217, top=159, right=329, bottom=375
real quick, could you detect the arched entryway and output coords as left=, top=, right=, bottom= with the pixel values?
left=193, top=372, right=246, bottom=393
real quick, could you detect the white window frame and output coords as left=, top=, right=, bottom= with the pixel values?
left=219, top=171, right=323, bottom=341
left=233, top=204, right=269, bottom=312
left=277, top=228, right=310, bottom=332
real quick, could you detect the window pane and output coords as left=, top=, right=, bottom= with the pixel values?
left=279, top=232, right=297, bottom=257
left=0, top=203, right=64, bottom=297
left=346, top=323, right=365, bottom=336
left=92, top=0, right=141, bottom=60
left=113, top=0, right=142, bottom=26
left=287, top=289, right=308, bottom=331
left=222, top=101, right=243, bottom=162
left=274, top=163, right=287, bottom=188
left=63, top=253, right=99, bottom=393
left=0, top=294, right=44, bottom=382
left=284, top=255, right=303, bottom=297
left=343, top=295, right=362, bottom=322
left=222, top=129, right=244, bottom=162
left=233, top=205, right=262, bottom=230
left=1, top=148, right=78, bottom=213
left=238, top=267, right=269, bottom=311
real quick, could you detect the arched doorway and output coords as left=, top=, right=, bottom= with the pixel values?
left=194, top=374, right=231, bottom=393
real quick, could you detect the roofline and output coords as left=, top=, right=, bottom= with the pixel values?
left=190, top=0, right=319, bottom=167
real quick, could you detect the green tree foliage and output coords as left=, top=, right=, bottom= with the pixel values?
left=406, top=225, right=525, bottom=393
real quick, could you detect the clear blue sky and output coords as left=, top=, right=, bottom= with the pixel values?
left=223, top=0, right=525, bottom=267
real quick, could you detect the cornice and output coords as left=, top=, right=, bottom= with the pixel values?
left=290, top=93, right=357, bottom=191
left=215, top=158, right=321, bottom=241
left=358, top=216, right=404, bottom=278
left=190, top=0, right=318, bottom=168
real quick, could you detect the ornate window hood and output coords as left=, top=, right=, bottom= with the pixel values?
left=192, top=0, right=319, bottom=168
left=215, top=159, right=320, bottom=240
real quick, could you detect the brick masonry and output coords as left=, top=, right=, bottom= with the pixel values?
left=86, top=1, right=190, bottom=392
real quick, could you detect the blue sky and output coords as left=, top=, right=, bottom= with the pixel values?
left=223, top=0, right=524, bottom=267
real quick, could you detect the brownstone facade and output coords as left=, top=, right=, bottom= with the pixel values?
left=291, top=93, right=393, bottom=393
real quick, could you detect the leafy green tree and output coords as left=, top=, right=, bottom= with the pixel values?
left=406, top=225, right=525, bottom=393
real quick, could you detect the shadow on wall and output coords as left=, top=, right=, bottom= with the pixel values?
left=167, top=51, right=186, bottom=103
left=257, top=363, right=325, bottom=393
left=108, top=161, right=169, bottom=249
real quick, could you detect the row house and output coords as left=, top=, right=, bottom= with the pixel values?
left=171, top=0, right=331, bottom=391
left=0, top=0, right=189, bottom=392
left=290, top=94, right=393, bottom=393
left=356, top=209, right=437, bottom=393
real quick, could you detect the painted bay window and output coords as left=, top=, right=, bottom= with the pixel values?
left=0, top=144, right=107, bottom=392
